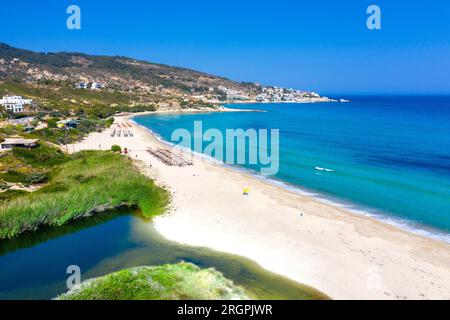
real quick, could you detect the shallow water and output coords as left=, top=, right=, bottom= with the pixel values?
left=0, top=210, right=325, bottom=300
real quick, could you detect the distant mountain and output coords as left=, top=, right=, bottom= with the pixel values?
left=0, top=43, right=332, bottom=113
left=0, top=43, right=261, bottom=112
left=0, top=43, right=259, bottom=103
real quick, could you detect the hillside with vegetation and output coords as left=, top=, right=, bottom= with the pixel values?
left=0, top=43, right=261, bottom=114
left=0, top=43, right=334, bottom=144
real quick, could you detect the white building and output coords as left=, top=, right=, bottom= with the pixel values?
left=75, top=82, right=88, bottom=89
left=75, top=82, right=103, bottom=90
left=91, top=82, right=103, bottom=90
left=1, top=138, right=39, bottom=150
left=0, top=96, right=33, bottom=113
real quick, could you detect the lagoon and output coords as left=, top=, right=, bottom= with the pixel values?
left=0, top=210, right=324, bottom=300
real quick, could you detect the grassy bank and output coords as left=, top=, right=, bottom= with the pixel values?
left=0, top=150, right=168, bottom=240
left=57, top=262, right=249, bottom=300
left=0, top=143, right=66, bottom=185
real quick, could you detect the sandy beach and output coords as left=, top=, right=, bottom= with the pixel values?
left=68, top=111, right=450, bottom=300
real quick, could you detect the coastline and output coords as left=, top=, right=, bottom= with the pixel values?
left=130, top=108, right=450, bottom=244
left=115, top=105, right=265, bottom=117
left=68, top=110, right=450, bottom=300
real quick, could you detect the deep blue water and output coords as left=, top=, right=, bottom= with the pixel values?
left=134, top=96, right=450, bottom=241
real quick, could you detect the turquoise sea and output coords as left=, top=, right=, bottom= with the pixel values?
left=134, top=96, right=450, bottom=242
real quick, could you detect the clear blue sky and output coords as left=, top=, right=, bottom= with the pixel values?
left=1, top=0, right=449, bottom=94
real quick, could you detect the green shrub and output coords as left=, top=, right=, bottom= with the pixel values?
left=47, top=118, right=59, bottom=129
left=111, top=145, right=121, bottom=152
left=105, top=117, right=115, bottom=127
left=25, top=172, right=48, bottom=185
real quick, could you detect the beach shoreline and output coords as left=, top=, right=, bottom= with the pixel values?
left=129, top=109, right=450, bottom=244
left=115, top=105, right=265, bottom=118
left=68, top=110, right=450, bottom=300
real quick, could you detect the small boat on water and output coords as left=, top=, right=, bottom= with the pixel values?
left=315, top=166, right=334, bottom=172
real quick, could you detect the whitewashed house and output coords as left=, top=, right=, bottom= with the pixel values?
left=75, top=82, right=88, bottom=89
left=0, top=96, right=33, bottom=113
left=91, top=82, right=103, bottom=90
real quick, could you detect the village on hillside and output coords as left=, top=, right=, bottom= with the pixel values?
left=0, top=47, right=346, bottom=176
